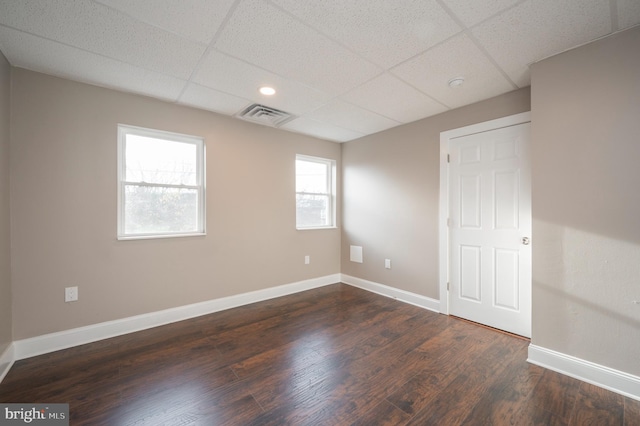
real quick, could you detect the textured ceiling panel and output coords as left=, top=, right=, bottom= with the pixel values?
left=271, top=0, right=461, bottom=68
left=0, top=0, right=206, bottom=79
left=618, top=0, right=640, bottom=30
left=214, top=0, right=381, bottom=95
left=94, top=0, right=237, bottom=44
left=472, top=0, right=612, bottom=87
left=392, top=33, right=514, bottom=109
left=178, top=83, right=250, bottom=116
left=306, top=100, right=401, bottom=135
left=193, top=50, right=332, bottom=115
left=0, top=26, right=186, bottom=101
left=281, top=117, right=365, bottom=143
left=0, top=0, right=636, bottom=142
left=341, top=73, right=448, bottom=123
left=440, top=0, right=522, bottom=27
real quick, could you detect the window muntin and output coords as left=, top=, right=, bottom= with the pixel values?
left=296, top=155, right=335, bottom=229
left=118, top=125, right=205, bottom=240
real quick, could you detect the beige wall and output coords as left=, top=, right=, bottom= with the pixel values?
left=10, top=69, right=340, bottom=340
left=531, top=26, right=640, bottom=375
left=8, top=24, right=638, bottom=383
left=341, top=88, right=531, bottom=298
left=0, top=52, right=11, bottom=354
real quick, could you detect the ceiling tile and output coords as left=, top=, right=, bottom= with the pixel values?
left=472, top=0, right=612, bottom=87
left=0, top=0, right=630, bottom=143
left=213, top=0, right=381, bottom=95
left=305, top=100, right=401, bottom=135
left=178, top=83, right=250, bottom=115
left=94, top=0, right=237, bottom=44
left=193, top=50, right=332, bottom=115
left=281, top=117, right=364, bottom=143
left=341, top=73, right=448, bottom=123
left=0, top=0, right=206, bottom=79
left=440, top=0, right=521, bottom=27
left=0, top=27, right=186, bottom=101
left=392, top=33, right=513, bottom=108
left=271, top=0, right=461, bottom=68
left=618, top=0, right=640, bottom=30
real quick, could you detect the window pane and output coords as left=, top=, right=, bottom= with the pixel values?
left=124, top=185, right=199, bottom=234
left=296, top=159, right=327, bottom=193
left=296, top=193, right=329, bottom=227
left=126, top=134, right=197, bottom=185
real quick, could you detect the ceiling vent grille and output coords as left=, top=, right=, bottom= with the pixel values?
left=235, top=104, right=296, bottom=128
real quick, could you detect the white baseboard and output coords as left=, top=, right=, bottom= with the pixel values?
left=0, top=343, right=15, bottom=383
left=13, top=274, right=340, bottom=362
left=7, top=276, right=640, bottom=403
left=340, top=274, right=440, bottom=313
left=528, top=344, right=640, bottom=401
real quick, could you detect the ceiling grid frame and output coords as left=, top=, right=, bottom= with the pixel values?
left=0, top=0, right=636, bottom=142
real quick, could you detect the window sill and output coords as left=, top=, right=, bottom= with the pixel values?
left=296, top=226, right=338, bottom=231
left=117, top=232, right=206, bottom=241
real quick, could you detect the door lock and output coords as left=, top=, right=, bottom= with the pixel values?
left=522, top=237, right=530, bottom=245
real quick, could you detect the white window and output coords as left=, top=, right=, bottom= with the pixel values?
left=117, top=125, right=205, bottom=240
left=296, top=155, right=336, bottom=229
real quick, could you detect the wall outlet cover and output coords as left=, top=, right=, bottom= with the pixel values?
left=65, top=286, right=78, bottom=302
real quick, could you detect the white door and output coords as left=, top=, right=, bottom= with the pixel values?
left=448, top=122, right=531, bottom=337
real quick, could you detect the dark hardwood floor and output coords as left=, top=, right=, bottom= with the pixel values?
left=1, top=283, right=638, bottom=425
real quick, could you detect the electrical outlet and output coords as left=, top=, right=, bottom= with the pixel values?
left=65, top=286, right=78, bottom=302
left=385, top=259, right=391, bottom=269
left=305, top=255, right=310, bottom=265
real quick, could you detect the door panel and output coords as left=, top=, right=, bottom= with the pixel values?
left=494, top=170, right=519, bottom=229
left=494, top=248, right=519, bottom=310
left=449, top=123, right=531, bottom=337
left=460, top=245, right=481, bottom=301
left=460, top=174, right=481, bottom=228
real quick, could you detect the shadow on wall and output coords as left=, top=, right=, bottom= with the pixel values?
left=533, top=219, right=640, bottom=374
left=531, top=119, right=640, bottom=251
left=534, top=281, right=640, bottom=334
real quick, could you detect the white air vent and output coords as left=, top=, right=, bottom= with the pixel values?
left=235, top=104, right=296, bottom=128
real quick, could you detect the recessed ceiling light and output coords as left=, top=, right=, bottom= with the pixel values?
left=259, top=86, right=276, bottom=96
left=447, top=77, right=465, bottom=88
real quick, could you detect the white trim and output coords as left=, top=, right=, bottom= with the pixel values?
left=528, top=344, right=640, bottom=401
left=117, top=123, right=206, bottom=241
left=341, top=274, right=440, bottom=313
left=438, top=132, right=450, bottom=314
left=0, top=343, right=15, bottom=383
left=13, top=274, right=340, bottom=361
left=295, top=154, right=337, bottom=230
left=438, top=112, right=531, bottom=314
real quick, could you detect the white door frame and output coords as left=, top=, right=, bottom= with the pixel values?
left=438, top=111, right=531, bottom=315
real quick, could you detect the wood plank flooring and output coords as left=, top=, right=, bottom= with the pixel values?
left=1, top=283, right=638, bottom=425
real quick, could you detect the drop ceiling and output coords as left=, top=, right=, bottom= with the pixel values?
left=0, top=0, right=638, bottom=142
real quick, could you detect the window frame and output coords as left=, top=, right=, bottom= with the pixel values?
left=295, top=154, right=336, bottom=230
left=117, top=124, right=206, bottom=240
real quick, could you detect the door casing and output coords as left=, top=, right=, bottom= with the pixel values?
left=439, top=112, right=531, bottom=316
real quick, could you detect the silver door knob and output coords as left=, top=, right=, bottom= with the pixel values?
left=522, top=237, right=530, bottom=245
